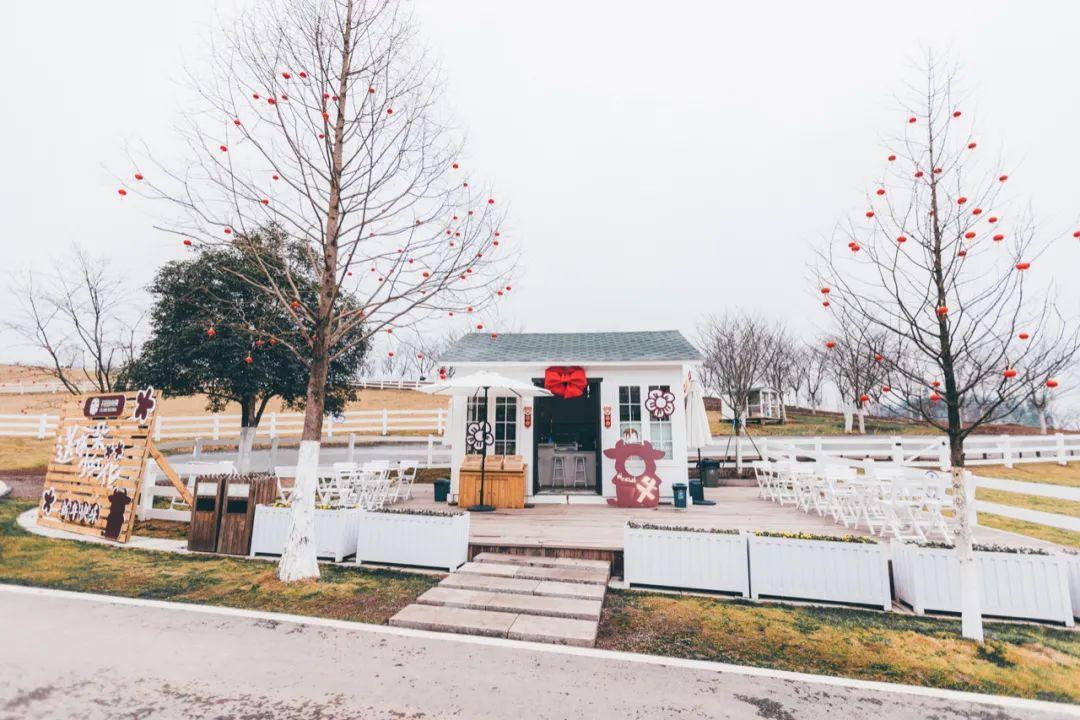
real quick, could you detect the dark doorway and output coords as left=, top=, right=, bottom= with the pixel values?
left=532, top=379, right=602, bottom=494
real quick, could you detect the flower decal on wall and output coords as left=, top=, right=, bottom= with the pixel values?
left=465, top=421, right=493, bottom=452
left=645, top=388, right=676, bottom=420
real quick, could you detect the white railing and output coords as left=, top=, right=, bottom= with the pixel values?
left=694, top=433, right=1080, bottom=470
left=0, top=380, right=98, bottom=395
left=972, top=476, right=1080, bottom=533
left=152, top=408, right=447, bottom=441
left=353, top=377, right=432, bottom=391
left=0, top=414, right=60, bottom=438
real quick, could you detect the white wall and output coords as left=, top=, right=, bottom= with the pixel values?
left=447, top=362, right=691, bottom=500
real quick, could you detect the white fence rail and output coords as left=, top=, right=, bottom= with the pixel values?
left=0, top=380, right=98, bottom=395
left=972, top=476, right=1080, bottom=533
left=153, top=408, right=446, bottom=441
left=353, top=378, right=432, bottom=391
left=0, top=414, right=60, bottom=438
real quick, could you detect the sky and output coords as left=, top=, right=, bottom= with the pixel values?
left=3, top=0, right=1080, bottom=366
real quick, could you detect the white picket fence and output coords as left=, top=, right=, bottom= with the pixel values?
left=0, top=414, right=60, bottom=438
left=699, top=432, right=1080, bottom=470
left=0, top=380, right=99, bottom=395
left=153, top=408, right=447, bottom=441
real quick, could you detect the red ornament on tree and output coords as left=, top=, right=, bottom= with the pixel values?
left=908, top=116, right=917, bottom=124
left=822, top=300, right=830, bottom=308
left=268, top=97, right=276, bottom=105
left=865, top=210, right=875, bottom=218
left=117, top=188, right=127, bottom=196
left=820, top=287, right=831, bottom=295
left=930, top=393, right=941, bottom=403
left=223, top=228, right=232, bottom=235
left=825, top=340, right=836, bottom=349
left=452, top=162, right=459, bottom=169
left=1018, top=332, right=1030, bottom=340
left=206, top=327, right=216, bottom=338
left=282, top=71, right=291, bottom=79
left=859, top=394, right=869, bottom=404
left=897, top=235, right=907, bottom=244
left=964, top=231, right=976, bottom=239
left=134, top=173, right=144, bottom=180
left=876, top=188, right=885, bottom=196
left=245, top=355, right=253, bottom=364
left=967, top=142, right=977, bottom=150
left=988, top=216, right=998, bottom=223
left=386, top=108, right=393, bottom=115
left=993, top=234, right=1004, bottom=242
left=183, top=239, right=193, bottom=247
left=972, top=208, right=982, bottom=215
left=233, top=119, right=241, bottom=126
left=936, top=306, right=948, bottom=316
left=1015, top=262, right=1031, bottom=271
left=999, top=174, right=1009, bottom=182
left=882, top=385, right=891, bottom=393
left=874, top=353, right=883, bottom=362
left=1003, top=368, right=1018, bottom=379
left=952, top=110, right=962, bottom=118
left=1047, top=379, right=1060, bottom=389
left=887, top=154, right=896, bottom=161
left=957, top=196, right=967, bottom=205
left=914, top=170, right=924, bottom=178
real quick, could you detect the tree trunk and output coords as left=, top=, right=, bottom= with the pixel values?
left=1038, top=407, right=1048, bottom=435
left=842, top=408, right=853, bottom=433
left=947, top=435, right=983, bottom=643
left=857, top=407, right=866, bottom=434
left=237, top=397, right=257, bottom=475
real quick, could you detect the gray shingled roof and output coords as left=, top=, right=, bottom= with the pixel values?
left=439, top=331, right=702, bottom=364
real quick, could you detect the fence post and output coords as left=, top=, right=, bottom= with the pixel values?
left=193, top=437, right=204, bottom=459
left=326, top=415, right=335, bottom=440
left=891, top=436, right=902, bottom=464
left=269, top=437, right=279, bottom=470
left=1056, top=432, right=1066, bottom=466
left=348, top=433, right=356, bottom=463
left=437, top=408, right=445, bottom=435
left=382, top=408, right=389, bottom=436
left=154, top=416, right=162, bottom=442
left=427, top=435, right=434, bottom=467
left=212, top=416, right=221, bottom=441
left=1001, top=434, right=1012, bottom=469
left=938, top=437, right=949, bottom=470
left=36, top=414, right=48, bottom=439
left=269, top=412, right=278, bottom=439
left=137, top=464, right=156, bottom=521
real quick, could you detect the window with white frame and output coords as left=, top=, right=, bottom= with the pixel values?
left=648, top=385, right=674, bottom=459
left=494, top=397, right=517, bottom=455
left=618, top=386, right=642, bottom=443
left=465, top=396, right=488, bottom=455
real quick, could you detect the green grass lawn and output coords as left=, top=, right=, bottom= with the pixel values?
left=598, top=589, right=1080, bottom=704
left=972, top=462, right=1080, bottom=548
left=0, top=500, right=439, bottom=624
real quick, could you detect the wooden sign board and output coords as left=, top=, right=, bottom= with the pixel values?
left=37, top=386, right=161, bottom=543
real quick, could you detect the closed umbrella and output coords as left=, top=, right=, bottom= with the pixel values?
left=422, top=371, right=552, bottom=511
left=685, top=371, right=716, bottom=505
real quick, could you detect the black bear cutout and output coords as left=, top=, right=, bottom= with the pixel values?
left=103, top=489, right=131, bottom=539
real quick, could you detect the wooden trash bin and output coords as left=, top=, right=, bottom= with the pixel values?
left=188, top=475, right=225, bottom=552
left=216, top=474, right=276, bottom=556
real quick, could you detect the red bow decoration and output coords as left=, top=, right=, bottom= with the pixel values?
left=544, top=366, right=588, bottom=399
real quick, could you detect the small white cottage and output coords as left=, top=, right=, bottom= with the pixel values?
left=439, top=330, right=704, bottom=505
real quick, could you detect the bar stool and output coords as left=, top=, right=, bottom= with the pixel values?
left=572, top=456, right=588, bottom=488
left=551, top=456, right=566, bottom=486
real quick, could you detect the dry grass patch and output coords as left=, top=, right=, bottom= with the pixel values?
left=0, top=437, right=52, bottom=472
left=976, top=463, right=1080, bottom=488
left=0, top=500, right=439, bottom=625
left=976, top=488, right=1080, bottom=519
left=978, top=513, right=1080, bottom=549
left=598, top=590, right=1080, bottom=703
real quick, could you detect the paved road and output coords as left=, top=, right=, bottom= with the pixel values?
left=1, top=587, right=1072, bottom=720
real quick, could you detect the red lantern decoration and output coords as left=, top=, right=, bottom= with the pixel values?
left=269, top=337, right=277, bottom=346
left=253, top=93, right=260, bottom=99
left=134, top=173, right=144, bottom=181
left=972, top=208, right=982, bottom=215
left=268, top=97, right=277, bottom=105
left=825, top=340, right=837, bottom=349
left=388, top=351, right=394, bottom=357
left=968, top=142, right=977, bottom=150
left=206, top=327, right=216, bottom=338
left=223, top=228, right=232, bottom=235
left=820, top=287, right=831, bottom=295
left=988, top=216, right=998, bottom=223
left=897, top=235, right=907, bottom=244
left=930, top=393, right=941, bottom=403
left=952, top=110, right=962, bottom=118
left=993, top=234, right=1004, bottom=242
left=233, top=119, right=241, bottom=126
left=933, top=167, right=943, bottom=174
left=822, top=300, right=830, bottom=308
left=386, top=108, right=393, bottom=115
left=452, top=162, right=459, bottom=169
left=476, top=323, right=483, bottom=330
left=1018, top=332, right=1030, bottom=340
left=117, top=188, right=127, bottom=196
left=999, top=175, right=1009, bottom=182
left=183, top=239, right=193, bottom=247
left=544, top=366, right=588, bottom=399
left=957, top=196, right=967, bottom=205
left=219, top=145, right=228, bottom=152
left=958, top=249, right=967, bottom=257
left=368, top=86, right=376, bottom=94
left=1072, top=230, right=1080, bottom=238
left=964, top=231, right=975, bottom=239
left=322, top=112, right=329, bottom=120
left=874, top=353, right=883, bottom=362
left=488, top=198, right=495, bottom=205
left=914, top=170, right=924, bottom=178
left=936, top=306, right=948, bottom=316
left=849, top=243, right=861, bottom=252
left=932, top=381, right=941, bottom=388
left=1003, top=368, right=1018, bottom=379
left=282, top=71, right=291, bottom=79
left=1016, top=262, right=1031, bottom=270
left=261, top=198, right=269, bottom=205
left=908, top=117, right=917, bottom=124
left=882, top=385, right=891, bottom=393
left=876, top=188, right=885, bottom=196
left=865, top=211, right=875, bottom=218
left=291, top=300, right=300, bottom=309
left=1047, top=379, right=1059, bottom=389
left=859, top=394, right=869, bottom=404
left=299, top=71, right=307, bottom=78
left=272, top=174, right=280, bottom=180
left=887, top=154, right=896, bottom=161
left=244, top=355, right=253, bottom=364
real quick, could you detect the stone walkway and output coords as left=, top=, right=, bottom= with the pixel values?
left=390, top=552, right=610, bottom=646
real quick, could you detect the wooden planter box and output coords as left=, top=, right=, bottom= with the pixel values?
left=892, top=543, right=1075, bottom=626
left=249, top=505, right=362, bottom=562
left=623, top=524, right=749, bottom=595
left=748, top=534, right=891, bottom=609
left=355, top=510, right=469, bottom=571
left=458, top=468, right=527, bottom=509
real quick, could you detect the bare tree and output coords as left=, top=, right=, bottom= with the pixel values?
left=7, top=246, right=142, bottom=394
left=762, top=325, right=799, bottom=423
left=128, top=0, right=514, bottom=581
left=801, top=343, right=830, bottom=415
left=822, top=319, right=889, bottom=434
left=699, top=311, right=773, bottom=452
left=816, top=57, right=1080, bottom=640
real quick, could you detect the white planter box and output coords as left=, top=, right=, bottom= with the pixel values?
left=892, top=543, right=1075, bottom=626
left=250, top=505, right=362, bottom=562
left=355, top=510, right=469, bottom=572
left=623, top=525, right=749, bottom=596
left=748, top=534, right=891, bottom=610
left=1067, top=555, right=1080, bottom=621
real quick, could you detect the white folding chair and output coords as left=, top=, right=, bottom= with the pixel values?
left=394, top=462, right=418, bottom=501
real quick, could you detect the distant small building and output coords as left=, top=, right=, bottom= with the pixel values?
left=746, top=386, right=782, bottom=423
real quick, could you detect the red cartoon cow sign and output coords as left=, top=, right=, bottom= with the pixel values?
left=603, top=440, right=666, bottom=508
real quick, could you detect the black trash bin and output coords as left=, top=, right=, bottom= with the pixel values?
left=433, top=478, right=451, bottom=503
left=698, top=458, right=721, bottom=487
left=672, top=482, right=688, bottom=509
left=689, top=478, right=716, bottom=506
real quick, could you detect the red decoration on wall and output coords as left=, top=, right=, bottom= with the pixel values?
left=544, top=366, right=588, bottom=399
left=604, top=441, right=665, bottom=509
left=523, top=405, right=533, bottom=428
left=602, top=405, right=612, bottom=428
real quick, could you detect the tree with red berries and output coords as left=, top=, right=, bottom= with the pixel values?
left=817, top=59, right=1080, bottom=640
left=129, top=0, right=514, bottom=581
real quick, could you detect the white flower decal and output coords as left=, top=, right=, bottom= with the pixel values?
left=645, top=388, right=676, bottom=420
left=466, top=421, right=493, bottom=451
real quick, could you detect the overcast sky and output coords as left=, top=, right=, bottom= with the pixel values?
left=4, top=1, right=1079, bottom=365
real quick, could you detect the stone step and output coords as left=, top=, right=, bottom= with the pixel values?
left=442, top=572, right=606, bottom=601
left=459, top=561, right=609, bottom=586
left=389, top=604, right=517, bottom=638
left=389, top=603, right=598, bottom=647
left=508, top=614, right=598, bottom=647
left=417, top=587, right=602, bottom=621
left=473, top=552, right=611, bottom=572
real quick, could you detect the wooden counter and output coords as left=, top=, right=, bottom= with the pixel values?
left=459, top=456, right=527, bottom=509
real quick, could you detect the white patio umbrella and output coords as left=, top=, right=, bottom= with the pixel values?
left=685, top=371, right=716, bottom=506
left=421, top=371, right=552, bottom=511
